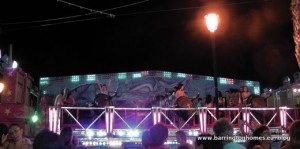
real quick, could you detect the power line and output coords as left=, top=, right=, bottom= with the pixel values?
left=0, top=12, right=97, bottom=25
left=2, top=17, right=108, bottom=32
left=101, top=0, right=149, bottom=12
left=1, top=0, right=276, bottom=32
left=117, top=0, right=274, bottom=17
left=0, top=0, right=150, bottom=26
left=57, top=0, right=115, bottom=18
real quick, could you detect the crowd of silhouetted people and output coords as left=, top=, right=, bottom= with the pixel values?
left=0, top=119, right=300, bottom=149
left=140, top=118, right=300, bottom=149
left=0, top=123, right=81, bottom=149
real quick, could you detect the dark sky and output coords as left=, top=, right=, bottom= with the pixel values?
left=0, top=0, right=298, bottom=90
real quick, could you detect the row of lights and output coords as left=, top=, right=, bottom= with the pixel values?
left=85, top=130, right=107, bottom=138
left=81, top=140, right=193, bottom=147
left=293, top=88, right=300, bottom=92
left=79, top=129, right=200, bottom=138
left=270, top=88, right=300, bottom=93
left=187, top=130, right=199, bottom=136
left=41, top=71, right=259, bottom=85
left=75, top=129, right=142, bottom=138
left=77, top=129, right=198, bottom=147
left=81, top=140, right=194, bottom=147
left=114, top=129, right=140, bottom=137
left=81, top=141, right=122, bottom=147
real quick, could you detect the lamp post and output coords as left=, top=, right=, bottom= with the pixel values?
left=205, top=13, right=220, bottom=119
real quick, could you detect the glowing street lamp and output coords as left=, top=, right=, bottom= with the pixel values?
left=205, top=13, right=219, bottom=33
left=205, top=13, right=220, bottom=119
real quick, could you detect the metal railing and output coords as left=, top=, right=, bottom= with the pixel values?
left=48, top=106, right=300, bottom=136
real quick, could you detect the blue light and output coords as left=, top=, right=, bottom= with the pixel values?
left=254, top=87, right=260, bottom=95
left=163, top=72, right=172, bottom=78
left=132, top=73, right=142, bottom=78
left=40, top=77, right=49, bottom=85
left=177, top=73, right=186, bottom=78
left=246, top=81, right=253, bottom=87
left=220, top=78, right=227, bottom=84
left=86, top=75, right=96, bottom=81
left=118, top=73, right=126, bottom=79
left=206, top=76, right=214, bottom=81
left=71, top=76, right=80, bottom=82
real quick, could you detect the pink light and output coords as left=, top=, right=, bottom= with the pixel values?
left=109, top=112, right=114, bottom=133
left=105, top=107, right=114, bottom=135
left=280, top=110, right=283, bottom=126
left=243, top=110, right=250, bottom=134
left=203, top=111, right=207, bottom=133
left=105, top=110, right=109, bottom=134
left=243, top=113, right=246, bottom=133
left=53, top=108, right=58, bottom=133
left=158, top=111, right=161, bottom=123
left=199, top=112, right=203, bottom=132
left=49, top=108, right=53, bottom=131
left=152, top=108, right=160, bottom=125
left=155, top=111, right=158, bottom=124
left=199, top=110, right=207, bottom=133
left=279, top=107, right=287, bottom=133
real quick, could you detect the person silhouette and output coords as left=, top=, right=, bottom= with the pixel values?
left=54, top=88, right=76, bottom=106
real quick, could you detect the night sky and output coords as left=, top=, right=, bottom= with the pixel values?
left=0, top=0, right=298, bottom=90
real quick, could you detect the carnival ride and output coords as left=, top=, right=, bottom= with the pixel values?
left=37, top=71, right=299, bottom=148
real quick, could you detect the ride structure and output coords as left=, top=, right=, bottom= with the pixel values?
left=264, top=72, right=300, bottom=108
left=0, top=65, right=35, bottom=137
left=40, top=70, right=272, bottom=148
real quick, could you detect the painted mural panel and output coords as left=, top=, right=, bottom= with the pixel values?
left=39, top=71, right=260, bottom=108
